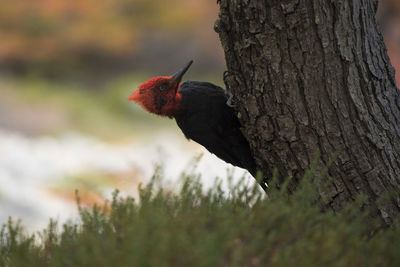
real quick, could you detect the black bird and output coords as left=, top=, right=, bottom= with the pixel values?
left=128, top=61, right=262, bottom=188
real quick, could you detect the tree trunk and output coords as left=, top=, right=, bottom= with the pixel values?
left=215, top=0, right=400, bottom=224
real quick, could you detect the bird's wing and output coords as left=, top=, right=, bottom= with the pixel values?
left=175, top=104, right=256, bottom=174
left=176, top=81, right=256, bottom=174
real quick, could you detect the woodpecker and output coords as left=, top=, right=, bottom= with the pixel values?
left=129, top=61, right=264, bottom=189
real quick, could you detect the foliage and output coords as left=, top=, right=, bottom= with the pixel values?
left=0, top=168, right=399, bottom=267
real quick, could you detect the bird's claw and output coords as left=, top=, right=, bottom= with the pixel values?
left=225, top=90, right=236, bottom=108
left=223, top=71, right=237, bottom=108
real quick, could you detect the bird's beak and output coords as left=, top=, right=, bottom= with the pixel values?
left=128, top=89, right=139, bottom=101
left=172, top=60, right=193, bottom=84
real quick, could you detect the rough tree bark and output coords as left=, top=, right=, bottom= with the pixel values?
left=215, top=0, right=400, bottom=224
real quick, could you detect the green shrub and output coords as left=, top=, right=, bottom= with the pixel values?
left=1, top=167, right=399, bottom=267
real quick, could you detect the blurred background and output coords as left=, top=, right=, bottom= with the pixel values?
left=0, top=0, right=399, bottom=231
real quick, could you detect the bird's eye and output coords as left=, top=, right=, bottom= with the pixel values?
left=158, top=84, right=167, bottom=91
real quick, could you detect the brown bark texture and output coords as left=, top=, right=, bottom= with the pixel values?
left=215, top=0, right=400, bottom=224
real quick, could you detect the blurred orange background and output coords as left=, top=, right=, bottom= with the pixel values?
left=379, top=0, right=400, bottom=84
left=0, top=0, right=224, bottom=79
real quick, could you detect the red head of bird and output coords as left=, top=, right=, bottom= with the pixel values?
left=128, top=60, right=193, bottom=117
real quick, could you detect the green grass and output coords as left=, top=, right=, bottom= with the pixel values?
left=1, top=166, right=399, bottom=267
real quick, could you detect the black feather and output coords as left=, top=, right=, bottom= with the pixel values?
left=174, top=81, right=257, bottom=177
